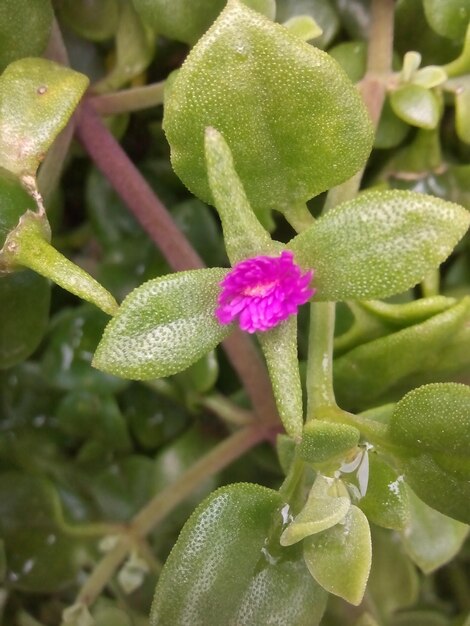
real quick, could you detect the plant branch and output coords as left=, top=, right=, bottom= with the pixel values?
left=74, top=423, right=270, bottom=608
left=89, top=81, right=166, bottom=116
left=75, top=101, right=278, bottom=425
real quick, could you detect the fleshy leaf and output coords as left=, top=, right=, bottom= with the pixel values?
left=358, top=454, right=409, bottom=530
left=93, top=269, right=232, bottom=380
left=0, top=0, right=53, bottom=72
left=390, top=84, right=440, bottom=129
left=131, top=0, right=226, bottom=45
left=0, top=271, right=50, bottom=369
left=399, top=454, right=470, bottom=524
left=150, top=484, right=327, bottom=626
left=304, top=504, right=372, bottom=605
left=0, top=58, right=89, bottom=177
left=368, top=527, right=419, bottom=616
left=389, top=383, right=470, bottom=457
left=388, top=383, right=470, bottom=523
left=163, top=0, right=373, bottom=215
left=299, top=420, right=360, bottom=463
left=289, top=190, right=470, bottom=301
left=423, top=0, right=470, bottom=40
left=280, top=476, right=351, bottom=546
left=401, top=487, right=468, bottom=573
left=204, top=126, right=279, bottom=265
left=334, top=298, right=470, bottom=409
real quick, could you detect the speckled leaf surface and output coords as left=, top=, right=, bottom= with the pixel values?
left=389, top=383, right=470, bottom=456
left=289, top=190, right=470, bottom=301
left=204, top=126, right=279, bottom=265
left=303, top=504, right=372, bottom=605
left=163, top=0, right=373, bottom=215
left=0, top=58, right=88, bottom=176
left=93, top=269, right=232, bottom=380
left=150, top=483, right=327, bottom=626
left=388, top=383, right=470, bottom=522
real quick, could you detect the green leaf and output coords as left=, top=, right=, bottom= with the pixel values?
left=359, top=296, right=457, bottom=327
left=390, top=84, right=440, bottom=129
left=0, top=270, right=50, bottom=369
left=132, top=0, right=226, bottom=45
left=298, top=420, right=360, bottom=463
left=401, top=487, right=468, bottom=573
left=0, top=0, right=53, bottom=73
left=55, top=0, right=120, bottom=42
left=388, top=384, right=470, bottom=523
left=399, top=454, right=470, bottom=524
left=389, top=383, right=470, bottom=457
left=276, top=0, right=340, bottom=49
left=0, top=167, right=34, bottom=247
left=367, top=527, right=419, bottom=616
left=334, top=298, right=470, bottom=409
left=41, top=305, right=127, bottom=393
left=289, top=190, right=470, bottom=301
left=280, top=475, right=351, bottom=546
left=423, top=0, right=470, bottom=40
left=304, top=504, right=372, bottom=605
left=93, top=1, right=155, bottom=93
left=150, top=483, right=327, bottom=626
left=328, top=40, right=367, bottom=83
left=258, top=317, right=304, bottom=439
left=283, top=15, right=323, bottom=41
left=93, top=269, right=232, bottom=380
left=375, top=97, right=410, bottom=149
left=163, top=0, right=373, bottom=216
left=0, top=472, right=81, bottom=592
left=204, top=127, right=279, bottom=264
left=0, top=58, right=89, bottom=177
left=358, top=453, right=409, bottom=530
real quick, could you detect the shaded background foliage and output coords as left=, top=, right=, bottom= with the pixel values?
left=0, top=0, right=469, bottom=625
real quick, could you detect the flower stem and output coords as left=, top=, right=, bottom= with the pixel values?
left=90, top=81, right=166, bottom=115
left=74, top=423, right=269, bottom=608
left=199, top=393, right=254, bottom=426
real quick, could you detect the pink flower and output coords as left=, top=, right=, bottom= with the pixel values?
left=216, top=251, right=315, bottom=333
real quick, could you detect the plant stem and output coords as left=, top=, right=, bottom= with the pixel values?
left=76, top=101, right=278, bottom=426
left=74, top=423, right=269, bottom=607
left=90, top=81, right=166, bottom=115
left=306, top=0, right=395, bottom=419
left=200, top=393, right=254, bottom=426
left=306, top=302, right=337, bottom=418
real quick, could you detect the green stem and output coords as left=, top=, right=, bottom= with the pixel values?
left=306, top=302, right=337, bottom=419
left=200, top=393, right=254, bottom=426
left=90, top=81, right=166, bottom=116
left=421, top=269, right=440, bottom=297
left=283, top=202, right=315, bottom=232
left=74, top=423, right=269, bottom=607
left=61, top=521, right=124, bottom=539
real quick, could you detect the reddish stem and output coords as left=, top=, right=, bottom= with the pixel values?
left=76, top=101, right=278, bottom=425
